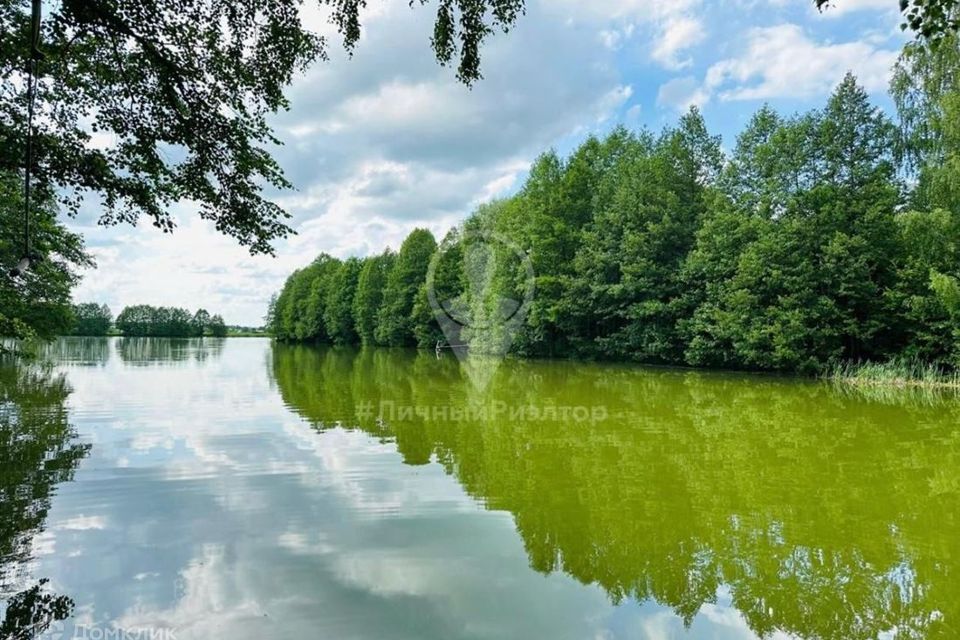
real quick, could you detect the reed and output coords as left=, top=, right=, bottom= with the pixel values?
left=827, top=358, right=960, bottom=390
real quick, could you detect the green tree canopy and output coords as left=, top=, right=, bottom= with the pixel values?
left=376, top=229, right=437, bottom=346
left=0, top=171, right=91, bottom=346
left=412, top=228, right=466, bottom=348
left=208, top=314, right=227, bottom=337
left=324, top=257, right=361, bottom=345
left=892, top=34, right=960, bottom=211
left=192, top=308, right=211, bottom=337
left=353, top=251, right=396, bottom=345
left=71, top=302, right=111, bottom=336
left=115, top=304, right=228, bottom=336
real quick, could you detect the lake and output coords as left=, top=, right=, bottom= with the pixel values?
left=1, top=337, right=958, bottom=639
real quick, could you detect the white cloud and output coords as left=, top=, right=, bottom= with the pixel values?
left=599, top=28, right=627, bottom=51
left=652, top=16, right=706, bottom=69
left=70, top=215, right=289, bottom=326
left=58, top=515, right=108, bottom=531
left=544, top=0, right=706, bottom=69
left=815, top=0, right=894, bottom=17
left=657, top=76, right=709, bottom=111
left=702, top=23, right=898, bottom=101
left=549, top=0, right=701, bottom=22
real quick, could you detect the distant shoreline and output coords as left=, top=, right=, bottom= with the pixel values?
left=60, top=333, right=269, bottom=339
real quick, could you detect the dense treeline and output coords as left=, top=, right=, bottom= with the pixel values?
left=269, top=231, right=437, bottom=347
left=70, top=303, right=113, bottom=336
left=115, top=305, right=227, bottom=337
left=68, top=303, right=255, bottom=337
left=269, top=39, right=960, bottom=374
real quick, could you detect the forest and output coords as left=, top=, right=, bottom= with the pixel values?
left=268, top=37, right=960, bottom=374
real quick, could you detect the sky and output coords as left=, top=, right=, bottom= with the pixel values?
left=68, top=0, right=908, bottom=326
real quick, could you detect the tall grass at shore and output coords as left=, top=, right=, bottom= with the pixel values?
left=827, top=358, right=960, bottom=390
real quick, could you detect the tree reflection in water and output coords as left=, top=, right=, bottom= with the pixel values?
left=0, top=579, right=73, bottom=640
left=36, top=337, right=111, bottom=367
left=0, top=361, right=90, bottom=638
left=271, top=344, right=960, bottom=639
left=116, top=337, right=226, bottom=365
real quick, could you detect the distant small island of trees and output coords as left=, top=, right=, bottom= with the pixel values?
left=71, top=303, right=232, bottom=337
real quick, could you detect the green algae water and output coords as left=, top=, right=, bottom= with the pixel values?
left=2, top=337, right=959, bottom=639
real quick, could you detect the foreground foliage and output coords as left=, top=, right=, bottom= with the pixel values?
left=0, top=0, right=523, bottom=254
left=0, top=172, right=92, bottom=350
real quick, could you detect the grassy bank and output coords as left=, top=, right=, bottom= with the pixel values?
left=827, top=359, right=960, bottom=390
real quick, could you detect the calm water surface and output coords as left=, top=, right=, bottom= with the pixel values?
left=2, top=337, right=959, bottom=639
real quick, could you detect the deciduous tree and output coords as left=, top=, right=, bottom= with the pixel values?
left=0, top=0, right=525, bottom=254
left=376, top=229, right=437, bottom=346
left=71, top=303, right=112, bottom=336
left=1, top=171, right=91, bottom=345
left=353, top=251, right=396, bottom=345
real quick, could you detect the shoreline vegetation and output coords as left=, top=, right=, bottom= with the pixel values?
left=1, top=305, right=263, bottom=354
left=268, top=44, right=960, bottom=395
left=68, top=304, right=236, bottom=338
left=66, top=330, right=268, bottom=338
left=827, top=359, right=960, bottom=390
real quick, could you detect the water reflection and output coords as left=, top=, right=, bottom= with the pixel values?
left=116, top=337, right=226, bottom=365
left=3, top=339, right=959, bottom=639
left=271, top=344, right=960, bottom=639
left=36, top=337, right=111, bottom=367
left=0, top=361, right=90, bottom=637
left=0, top=579, right=74, bottom=640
